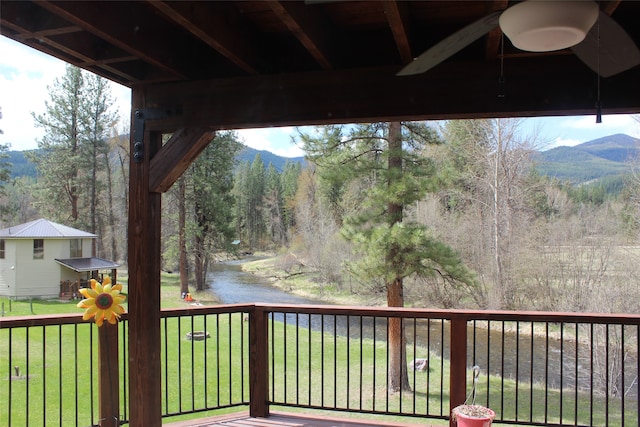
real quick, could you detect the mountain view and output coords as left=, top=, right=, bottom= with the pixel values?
left=534, top=133, right=639, bottom=184
left=6, top=134, right=638, bottom=186
left=7, top=145, right=306, bottom=180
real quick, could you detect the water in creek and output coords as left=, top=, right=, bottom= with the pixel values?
left=207, top=257, right=638, bottom=397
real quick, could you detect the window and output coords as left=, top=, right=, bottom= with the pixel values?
left=0, top=239, right=4, bottom=259
left=33, top=239, right=44, bottom=259
left=70, top=239, right=82, bottom=258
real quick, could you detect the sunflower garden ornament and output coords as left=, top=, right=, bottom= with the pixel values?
left=77, top=277, right=126, bottom=327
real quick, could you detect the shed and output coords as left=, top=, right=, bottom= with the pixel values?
left=0, top=219, right=119, bottom=299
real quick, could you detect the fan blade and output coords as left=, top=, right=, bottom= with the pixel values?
left=397, top=11, right=501, bottom=76
left=572, top=11, right=640, bottom=78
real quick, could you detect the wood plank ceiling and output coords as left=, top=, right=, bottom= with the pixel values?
left=3, top=1, right=640, bottom=129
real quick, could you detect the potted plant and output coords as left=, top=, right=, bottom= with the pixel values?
left=452, top=366, right=495, bottom=427
left=452, top=404, right=495, bottom=427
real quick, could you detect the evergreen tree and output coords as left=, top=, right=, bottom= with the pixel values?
left=82, top=73, right=117, bottom=255
left=28, top=65, right=85, bottom=223
left=247, top=154, right=266, bottom=249
left=281, top=160, right=302, bottom=234
left=232, top=160, right=250, bottom=248
left=27, top=65, right=118, bottom=244
left=301, top=122, right=475, bottom=392
left=264, top=163, right=286, bottom=245
left=185, top=131, right=241, bottom=290
left=0, top=107, right=11, bottom=194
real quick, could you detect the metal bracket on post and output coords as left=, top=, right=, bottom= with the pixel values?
left=132, top=107, right=182, bottom=163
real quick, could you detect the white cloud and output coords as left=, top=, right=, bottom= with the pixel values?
left=559, top=114, right=640, bottom=137
left=1, top=37, right=66, bottom=150
left=237, top=126, right=304, bottom=158
left=1, top=36, right=132, bottom=151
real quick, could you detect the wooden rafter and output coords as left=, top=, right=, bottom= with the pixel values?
left=383, top=1, right=413, bottom=64
left=37, top=0, right=187, bottom=81
left=149, top=1, right=260, bottom=75
left=267, top=0, right=333, bottom=70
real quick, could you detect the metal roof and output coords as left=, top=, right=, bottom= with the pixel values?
left=55, top=257, right=120, bottom=273
left=0, top=219, right=97, bottom=239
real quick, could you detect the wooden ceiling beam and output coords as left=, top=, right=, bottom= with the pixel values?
left=149, top=1, right=260, bottom=75
left=267, top=0, right=333, bottom=70
left=149, top=128, right=216, bottom=193
left=141, top=58, right=640, bottom=132
left=383, top=1, right=413, bottom=64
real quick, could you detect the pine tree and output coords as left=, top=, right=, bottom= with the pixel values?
left=0, top=107, right=11, bottom=194
left=28, top=65, right=85, bottom=223
left=301, top=122, right=476, bottom=392
left=28, top=65, right=118, bottom=248
left=185, top=131, right=241, bottom=290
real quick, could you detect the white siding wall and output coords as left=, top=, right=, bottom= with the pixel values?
left=0, top=240, right=17, bottom=297
left=81, top=238, right=92, bottom=257
left=14, top=239, right=62, bottom=297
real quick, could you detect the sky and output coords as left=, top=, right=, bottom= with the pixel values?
left=1, top=35, right=639, bottom=157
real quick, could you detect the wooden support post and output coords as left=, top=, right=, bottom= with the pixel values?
left=449, top=317, right=468, bottom=427
left=128, top=88, right=163, bottom=427
left=249, top=305, right=269, bottom=418
left=98, top=323, right=120, bottom=427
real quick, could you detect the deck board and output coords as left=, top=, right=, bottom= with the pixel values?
left=163, top=410, right=438, bottom=427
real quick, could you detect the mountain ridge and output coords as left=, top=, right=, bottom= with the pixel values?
left=5, top=135, right=637, bottom=186
left=534, top=133, right=639, bottom=184
left=6, top=145, right=305, bottom=179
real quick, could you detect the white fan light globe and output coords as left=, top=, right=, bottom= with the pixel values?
left=499, top=0, right=599, bottom=52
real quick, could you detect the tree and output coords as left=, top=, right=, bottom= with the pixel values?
left=28, top=65, right=85, bottom=223
left=184, top=131, right=241, bottom=290
left=0, top=107, right=11, bottom=193
left=440, top=119, right=540, bottom=309
left=28, top=65, right=118, bottom=250
left=281, top=160, right=302, bottom=236
left=263, top=163, right=286, bottom=246
left=301, top=122, right=475, bottom=392
left=83, top=73, right=118, bottom=255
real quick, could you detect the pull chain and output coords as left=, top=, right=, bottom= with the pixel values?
left=596, top=18, right=602, bottom=123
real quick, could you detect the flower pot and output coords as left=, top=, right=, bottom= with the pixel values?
left=452, top=405, right=495, bottom=427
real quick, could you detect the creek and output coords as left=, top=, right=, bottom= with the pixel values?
left=207, top=257, right=637, bottom=398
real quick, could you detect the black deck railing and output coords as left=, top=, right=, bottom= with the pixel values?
left=1, top=305, right=639, bottom=427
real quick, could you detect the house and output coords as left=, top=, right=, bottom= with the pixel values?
left=0, top=219, right=119, bottom=299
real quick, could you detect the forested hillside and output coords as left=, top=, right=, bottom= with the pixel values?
left=7, top=145, right=304, bottom=179
left=534, top=133, right=638, bottom=184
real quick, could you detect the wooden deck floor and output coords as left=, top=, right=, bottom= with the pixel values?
left=164, top=411, right=440, bottom=427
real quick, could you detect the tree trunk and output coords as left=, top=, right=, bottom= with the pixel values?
left=387, top=277, right=410, bottom=392
left=178, top=178, right=189, bottom=295
left=104, top=151, right=118, bottom=261
left=386, top=121, right=411, bottom=393
left=194, top=234, right=205, bottom=291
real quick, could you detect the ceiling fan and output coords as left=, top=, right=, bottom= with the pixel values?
left=397, top=0, right=640, bottom=78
